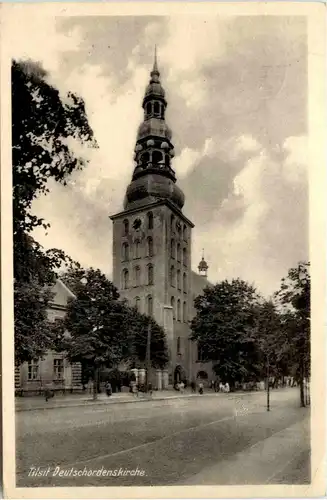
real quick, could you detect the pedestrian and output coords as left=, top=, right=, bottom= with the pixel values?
left=191, top=381, right=196, bottom=393
left=148, top=382, right=153, bottom=397
left=179, top=381, right=185, bottom=394
left=198, top=382, right=204, bottom=394
left=219, top=382, right=224, bottom=393
left=105, top=381, right=112, bottom=397
left=225, top=382, right=230, bottom=393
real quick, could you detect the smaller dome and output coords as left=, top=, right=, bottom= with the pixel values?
left=198, top=257, right=208, bottom=270
left=147, top=139, right=155, bottom=147
left=161, top=141, right=169, bottom=149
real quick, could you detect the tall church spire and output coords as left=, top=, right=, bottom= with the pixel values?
left=124, top=53, right=185, bottom=211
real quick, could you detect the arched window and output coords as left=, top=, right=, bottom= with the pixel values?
left=123, top=219, right=129, bottom=236
left=122, top=242, right=129, bottom=261
left=146, top=102, right=152, bottom=115
left=177, top=269, right=181, bottom=290
left=153, top=150, right=163, bottom=164
left=134, top=240, right=141, bottom=259
left=134, top=266, right=141, bottom=287
left=147, top=264, right=154, bottom=285
left=122, top=269, right=129, bottom=289
left=171, top=214, right=175, bottom=232
left=183, top=247, right=187, bottom=267
left=141, top=152, right=150, bottom=166
left=153, top=101, right=160, bottom=115
left=171, top=239, right=175, bottom=259
left=183, top=225, right=187, bottom=241
left=177, top=336, right=181, bottom=354
left=177, top=243, right=181, bottom=262
left=147, top=212, right=154, bottom=230
left=147, top=295, right=153, bottom=316
left=183, top=301, right=187, bottom=322
left=135, top=297, right=141, bottom=312
left=171, top=296, right=175, bottom=319
left=170, top=266, right=175, bottom=287
left=183, top=272, right=187, bottom=293
left=177, top=299, right=181, bottom=321
left=147, top=236, right=153, bottom=257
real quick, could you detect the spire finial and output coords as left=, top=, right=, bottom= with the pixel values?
left=151, top=45, right=160, bottom=79
left=202, top=248, right=204, bottom=260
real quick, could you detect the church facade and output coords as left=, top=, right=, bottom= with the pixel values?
left=110, top=54, right=215, bottom=386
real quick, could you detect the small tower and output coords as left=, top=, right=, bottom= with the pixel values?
left=198, top=250, right=208, bottom=277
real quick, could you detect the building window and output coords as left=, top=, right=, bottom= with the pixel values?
left=153, top=150, right=163, bottom=164
left=171, top=239, right=175, bottom=259
left=122, top=269, right=129, bottom=289
left=153, top=101, right=160, bottom=115
left=147, top=295, right=153, bottom=316
left=183, top=301, right=187, bottom=322
left=183, top=247, right=187, bottom=267
left=27, top=360, right=39, bottom=380
left=135, top=297, right=141, bottom=312
left=183, top=225, right=187, bottom=241
left=183, top=272, right=187, bottom=293
left=170, top=265, right=175, bottom=287
left=123, top=219, right=129, bottom=236
left=177, top=299, right=181, bottom=321
left=134, top=240, right=141, bottom=259
left=171, top=214, right=175, bottom=232
left=177, top=243, right=181, bottom=262
left=122, top=242, right=129, bottom=261
left=54, top=358, right=64, bottom=379
left=147, top=237, right=153, bottom=257
left=177, top=336, right=181, bottom=355
left=177, top=269, right=181, bottom=290
left=134, top=266, right=141, bottom=287
left=147, top=212, right=154, bottom=230
left=146, top=102, right=152, bottom=116
left=147, top=264, right=154, bottom=285
left=171, top=296, right=175, bottom=319
left=197, top=344, right=206, bottom=362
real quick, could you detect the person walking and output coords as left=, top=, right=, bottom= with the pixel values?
left=105, top=381, right=112, bottom=397
left=225, top=382, right=230, bottom=393
left=179, top=381, right=185, bottom=394
left=198, top=382, right=204, bottom=394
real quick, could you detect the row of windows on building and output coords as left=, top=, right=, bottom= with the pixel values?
left=122, top=265, right=154, bottom=289
left=134, top=295, right=188, bottom=323
left=122, top=265, right=188, bottom=292
left=122, top=212, right=188, bottom=241
left=27, top=359, right=63, bottom=381
left=122, top=239, right=188, bottom=266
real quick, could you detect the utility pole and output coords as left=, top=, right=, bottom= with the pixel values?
left=266, top=353, right=270, bottom=412
left=145, top=321, right=151, bottom=393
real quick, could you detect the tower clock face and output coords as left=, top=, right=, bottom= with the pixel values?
left=133, top=218, right=142, bottom=230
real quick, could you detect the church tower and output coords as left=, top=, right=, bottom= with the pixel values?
left=110, top=51, right=194, bottom=384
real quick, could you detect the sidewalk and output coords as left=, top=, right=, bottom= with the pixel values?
left=15, top=389, right=208, bottom=412
left=180, top=415, right=310, bottom=485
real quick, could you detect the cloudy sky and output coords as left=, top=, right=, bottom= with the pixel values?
left=6, top=7, right=308, bottom=297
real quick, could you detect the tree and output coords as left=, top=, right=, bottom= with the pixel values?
left=190, top=279, right=262, bottom=388
left=13, top=59, right=96, bottom=365
left=275, top=261, right=310, bottom=407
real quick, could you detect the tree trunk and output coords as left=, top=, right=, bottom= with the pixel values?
left=93, top=366, right=98, bottom=401
left=299, top=358, right=305, bottom=407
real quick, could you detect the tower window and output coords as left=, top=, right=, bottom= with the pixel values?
left=183, top=272, right=187, bottom=293
left=123, top=219, right=129, bottom=236
left=147, top=264, right=154, bottom=285
left=171, top=296, right=175, bottom=319
left=183, top=301, right=187, bottom=322
left=183, top=247, right=187, bottom=267
left=153, top=101, right=160, bottom=115
left=171, top=214, right=175, bottom=232
left=177, top=243, right=181, bottom=262
left=134, top=266, right=141, bottom=287
left=122, top=269, right=129, bottom=289
left=153, top=150, right=163, bottom=164
left=135, top=297, right=141, bottom=312
left=141, top=152, right=150, bottom=167
left=177, top=269, right=181, bottom=290
left=146, top=102, right=152, bottom=116
left=165, top=153, right=170, bottom=167
left=170, top=266, right=175, bottom=287
left=171, top=239, right=175, bottom=259
left=147, top=212, right=154, bottom=230
left=147, top=236, right=153, bottom=257
left=177, top=336, right=181, bottom=355
left=177, top=299, right=181, bottom=321
left=147, top=295, right=153, bottom=316
left=134, top=240, right=141, bottom=259
left=122, top=242, right=129, bottom=261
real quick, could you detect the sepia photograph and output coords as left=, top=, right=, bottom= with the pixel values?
left=1, top=2, right=325, bottom=498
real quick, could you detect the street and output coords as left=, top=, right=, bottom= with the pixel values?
left=16, top=388, right=310, bottom=487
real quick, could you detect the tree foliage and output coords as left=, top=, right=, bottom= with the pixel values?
left=190, top=279, right=262, bottom=385
left=13, top=59, right=96, bottom=364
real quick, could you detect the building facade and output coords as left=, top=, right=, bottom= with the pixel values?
left=110, top=54, right=215, bottom=386
left=15, top=279, right=83, bottom=395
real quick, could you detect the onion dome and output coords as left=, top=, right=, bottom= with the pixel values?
left=198, top=250, right=209, bottom=277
